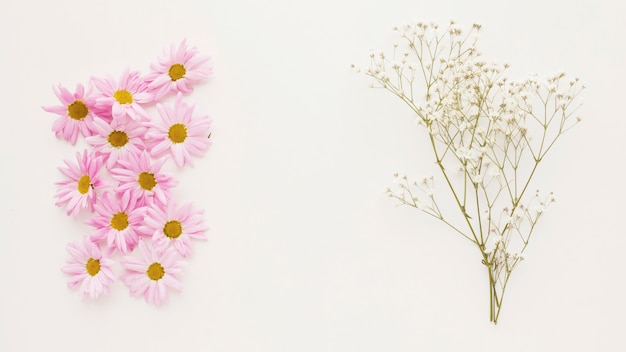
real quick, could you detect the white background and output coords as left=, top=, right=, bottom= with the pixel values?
left=1, top=0, right=625, bottom=351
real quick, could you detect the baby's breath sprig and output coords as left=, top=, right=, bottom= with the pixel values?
left=354, top=20, right=584, bottom=324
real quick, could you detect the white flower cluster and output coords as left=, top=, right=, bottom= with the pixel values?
left=356, top=20, right=584, bottom=323
left=386, top=173, right=435, bottom=211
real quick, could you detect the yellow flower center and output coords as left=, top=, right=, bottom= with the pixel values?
left=168, top=63, right=186, bottom=81
left=163, top=220, right=183, bottom=239
left=168, top=123, right=188, bottom=143
left=85, top=258, right=101, bottom=276
left=108, top=130, right=129, bottom=148
left=67, top=100, right=89, bottom=120
left=110, top=212, right=129, bottom=231
left=77, top=175, right=91, bottom=194
left=138, top=172, right=157, bottom=190
left=147, top=262, right=165, bottom=281
left=113, top=90, right=133, bottom=104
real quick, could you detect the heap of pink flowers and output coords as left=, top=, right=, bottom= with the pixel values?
left=43, top=40, right=213, bottom=305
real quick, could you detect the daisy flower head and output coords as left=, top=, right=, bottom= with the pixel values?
left=61, top=236, right=116, bottom=299
left=92, top=68, right=153, bottom=121
left=43, top=83, right=97, bottom=145
left=121, top=239, right=186, bottom=306
left=88, top=191, right=145, bottom=254
left=146, top=39, right=212, bottom=100
left=141, top=201, right=207, bottom=257
left=110, top=151, right=178, bottom=206
left=85, top=116, right=146, bottom=170
left=55, top=150, right=106, bottom=217
left=147, top=92, right=212, bottom=167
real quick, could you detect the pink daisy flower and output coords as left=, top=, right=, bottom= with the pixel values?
left=55, top=150, right=106, bottom=217
left=88, top=191, right=145, bottom=254
left=121, top=239, right=186, bottom=306
left=145, top=39, right=212, bottom=100
left=85, top=116, right=146, bottom=170
left=147, top=92, right=212, bottom=167
left=92, top=68, right=153, bottom=121
left=61, top=236, right=116, bottom=299
left=43, top=83, right=97, bottom=145
left=110, top=151, right=178, bottom=206
left=140, top=201, right=207, bottom=257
